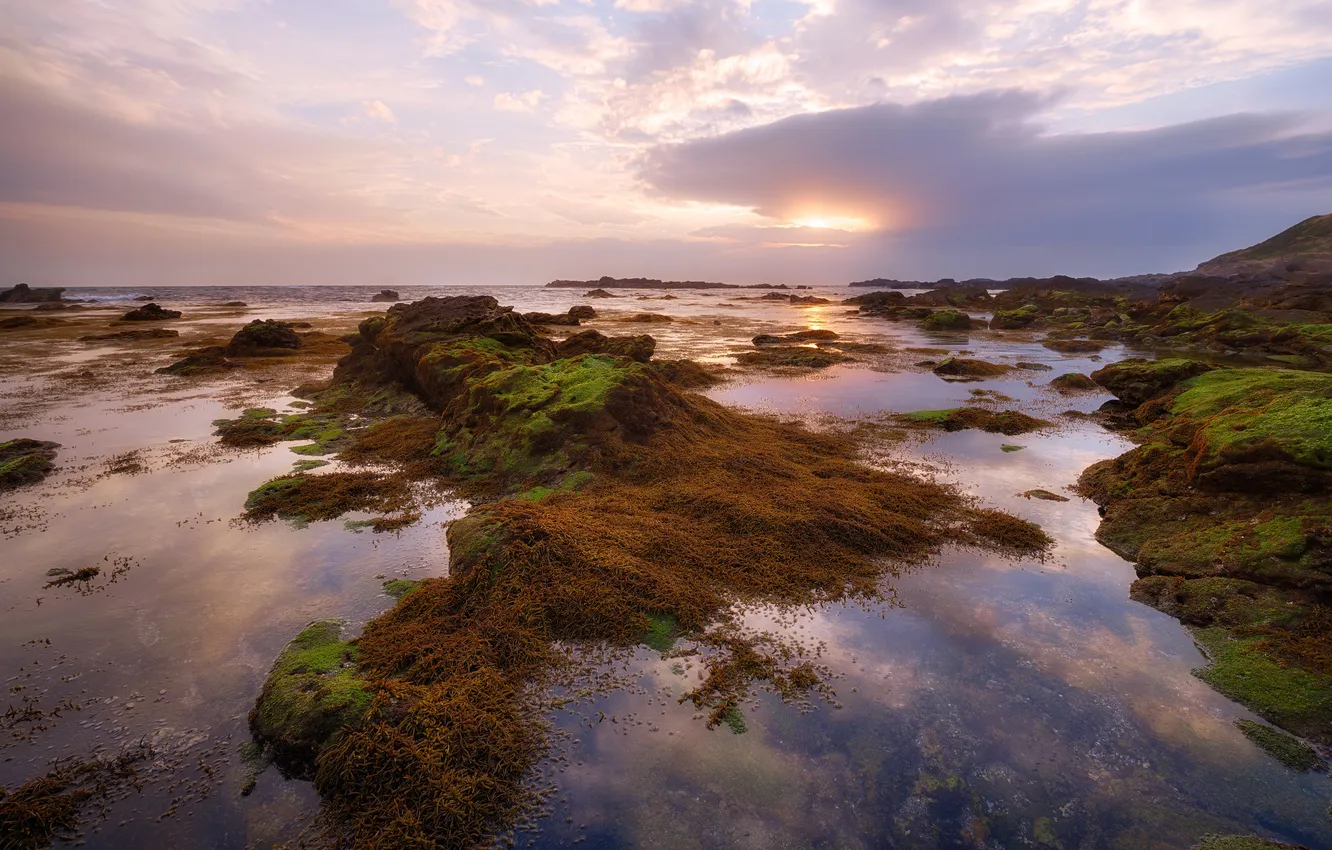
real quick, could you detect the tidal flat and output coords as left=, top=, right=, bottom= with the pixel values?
left=1, top=284, right=1329, bottom=850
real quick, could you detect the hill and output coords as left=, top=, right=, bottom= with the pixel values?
left=1198, top=214, right=1332, bottom=275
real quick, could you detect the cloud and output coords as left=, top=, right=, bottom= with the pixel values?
left=465, top=74, right=485, bottom=86
left=642, top=89, right=1332, bottom=273
left=493, top=90, right=549, bottom=113
left=361, top=99, right=398, bottom=124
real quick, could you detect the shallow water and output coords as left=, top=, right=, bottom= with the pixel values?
left=2, top=285, right=1329, bottom=849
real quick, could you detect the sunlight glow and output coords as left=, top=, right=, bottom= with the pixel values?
left=789, top=214, right=875, bottom=231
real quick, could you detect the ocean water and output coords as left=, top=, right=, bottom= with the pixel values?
left=1, top=286, right=1328, bottom=849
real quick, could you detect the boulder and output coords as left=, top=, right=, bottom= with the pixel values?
left=1089, top=358, right=1217, bottom=406
left=371, top=289, right=401, bottom=303
left=523, top=311, right=581, bottom=327
left=932, top=358, right=1010, bottom=380
left=225, top=320, right=303, bottom=356
left=1049, top=373, right=1099, bottom=393
left=568, top=305, right=597, bottom=320
left=584, top=289, right=616, bottom=298
left=919, top=309, right=974, bottom=331
left=121, top=303, right=182, bottom=321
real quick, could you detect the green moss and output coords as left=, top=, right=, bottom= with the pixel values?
left=1033, top=816, right=1062, bottom=847
left=560, top=470, right=595, bottom=491
left=1171, top=369, right=1332, bottom=471
left=1234, top=719, right=1323, bottom=771
left=382, top=579, right=420, bottom=599
left=1192, top=627, right=1332, bottom=739
left=293, top=459, right=329, bottom=471
left=919, top=309, right=973, bottom=331
left=1000, top=444, right=1024, bottom=453
left=721, top=707, right=748, bottom=735
left=244, top=477, right=302, bottom=511
left=515, top=487, right=554, bottom=502
left=243, top=407, right=279, bottom=419
left=249, top=620, right=371, bottom=773
left=640, top=613, right=678, bottom=653
left=903, top=408, right=960, bottom=423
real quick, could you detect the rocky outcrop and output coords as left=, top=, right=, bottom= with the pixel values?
left=1197, top=214, right=1332, bottom=276
left=932, top=358, right=1010, bottom=380
left=0, top=283, right=64, bottom=303
left=225, top=320, right=303, bottom=356
left=371, top=289, right=401, bottom=303
left=1089, top=358, right=1217, bottom=407
left=121, top=303, right=181, bottom=321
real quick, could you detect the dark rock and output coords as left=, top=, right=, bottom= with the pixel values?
left=584, top=289, right=616, bottom=298
left=555, top=330, right=655, bottom=363
left=1042, top=338, right=1106, bottom=354
left=217, top=301, right=248, bottom=308
left=1015, top=362, right=1054, bottom=371
left=121, top=303, right=182, bottom=321
left=134, top=295, right=155, bottom=302
left=80, top=328, right=180, bottom=342
left=625, top=313, right=672, bottom=323
left=371, top=289, right=401, bottom=303
left=523, top=311, right=581, bottom=327
left=1049, top=373, right=1099, bottom=393
left=0, top=316, right=38, bottom=330
left=0, top=283, right=65, bottom=303
left=157, top=346, right=241, bottom=376
left=932, top=358, right=1010, bottom=380
left=226, top=320, right=303, bottom=356
left=919, top=310, right=975, bottom=331
left=568, top=305, right=597, bottom=320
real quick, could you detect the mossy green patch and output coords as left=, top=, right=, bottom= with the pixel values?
left=1000, top=444, right=1024, bottom=453
left=382, top=579, right=420, bottom=599
left=640, top=613, right=678, bottom=653
left=721, top=707, right=747, bottom=735
left=293, top=459, right=329, bottom=471
left=249, top=620, right=371, bottom=774
left=1192, top=627, right=1332, bottom=741
left=1234, top=719, right=1323, bottom=771
left=1171, top=369, right=1332, bottom=471
left=902, top=408, right=960, bottom=424
left=1192, top=836, right=1311, bottom=850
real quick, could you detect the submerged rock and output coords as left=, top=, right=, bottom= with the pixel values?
left=1041, top=338, right=1106, bottom=354
left=121, top=303, right=181, bottom=321
left=225, top=319, right=303, bottom=356
left=584, top=288, right=616, bottom=298
left=0, top=438, right=60, bottom=490
left=735, top=346, right=854, bottom=369
left=902, top=407, right=1050, bottom=435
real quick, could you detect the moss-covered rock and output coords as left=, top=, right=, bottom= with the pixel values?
left=249, top=620, right=371, bottom=775
left=1089, top=358, right=1218, bottom=406
left=1234, top=719, right=1323, bottom=771
left=0, top=438, right=59, bottom=490
left=1049, top=372, right=1098, bottom=393
left=735, top=346, right=854, bottom=369
left=919, top=309, right=974, bottom=331
left=225, top=319, right=303, bottom=356
left=932, top=358, right=1010, bottom=381
left=901, top=407, right=1050, bottom=435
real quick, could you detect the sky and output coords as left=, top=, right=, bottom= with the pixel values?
left=1, top=0, right=1331, bottom=286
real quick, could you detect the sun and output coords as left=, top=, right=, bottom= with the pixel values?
left=790, top=213, right=874, bottom=231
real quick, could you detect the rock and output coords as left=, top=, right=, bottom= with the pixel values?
left=1049, top=373, right=1099, bottom=393
left=932, top=358, right=1010, bottom=380
left=989, top=308, right=1040, bottom=330
left=753, top=329, right=839, bottom=345
left=789, top=295, right=831, bottom=305
left=919, top=309, right=974, bottom=331
left=1015, top=361, right=1053, bottom=371
left=217, top=301, right=248, bottom=307
left=1089, top=358, right=1217, bottom=406
left=903, top=407, right=1050, bottom=435
left=156, top=346, right=241, bottom=376
left=0, top=438, right=60, bottom=490
left=625, top=313, right=673, bottom=323
left=523, top=311, right=581, bottom=327
left=371, top=289, right=401, bottom=303
left=1021, top=489, right=1070, bottom=501
left=0, top=283, right=65, bottom=303
left=584, top=289, right=616, bottom=298
left=1041, top=338, right=1106, bottom=354
left=568, top=305, right=597, bottom=320
left=735, top=346, right=854, bottom=369
left=0, top=315, right=38, bottom=330
left=249, top=620, right=370, bottom=776
left=121, top=303, right=182, bottom=321
left=554, top=330, right=655, bottom=363
left=225, top=320, right=303, bottom=356
left=133, top=295, right=154, bottom=302
left=80, top=328, right=179, bottom=342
